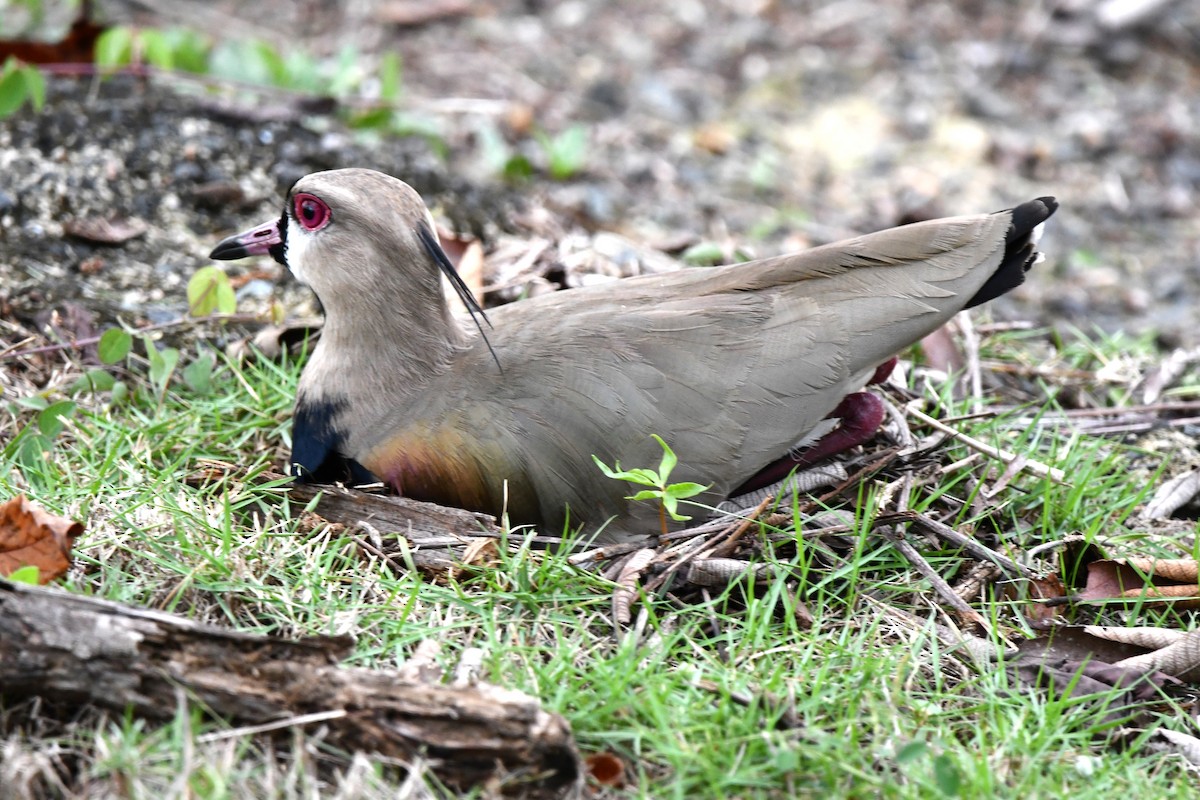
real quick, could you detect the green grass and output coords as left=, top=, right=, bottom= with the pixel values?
left=1, top=329, right=1197, bottom=797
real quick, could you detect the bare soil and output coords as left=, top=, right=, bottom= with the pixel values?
left=2, top=0, right=1199, bottom=350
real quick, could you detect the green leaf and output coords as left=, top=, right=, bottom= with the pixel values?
left=13, top=395, right=49, bottom=411
left=895, top=740, right=929, bottom=765
left=7, top=565, right=41, bottom=585
left=592, top=455, right=619, bottom=479
left=143, top=336, right=179, bottom=393
left=37, top=400, right=77, bottom=437
left=627, top=489, right=662, bottom=502
left=257, top=40, right=289, bottom=86
left=95, top=26, right=134, bottom=69
left=19, top=64, right=44, bottom=111
left=540, top=125, right=588, bottom=180
left=661, top=495, right=691, bottom=522
left=651, top=434, right=677, bottom=480
left=110, top=381, right=129, bottom=405
left=69, top=368, right=116, bottom=395
left=187, top=266, right=236, bottom=316
left=138, top=29, right=174, bottom=70
left=163, top=28, right=211, bottom=73
left=152, top=348, right=180, bottom=392
left=502, top=153, right=534, bottom=182
left=283, top=49, right=322, bottom=93
left=665, top=481, right=709, bottom=499
left=182, top=353, right=215, bottom=396
left=328, top=43, right=362, bottom=96
left=98, top=327, right=133, bottom=364
left=379, top=51, right=402, bottom=102
left=932, top=753, right=962, bottom=796
left=0, top=64, right=28, bottom=117
left=347, top=107, right=393, bottom=130
left=680, top=241, right=727, bottom=267
left=209, top=39, right=279, bottom=86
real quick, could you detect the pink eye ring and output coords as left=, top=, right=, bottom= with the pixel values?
left=293, top=193, right=331, bottom=231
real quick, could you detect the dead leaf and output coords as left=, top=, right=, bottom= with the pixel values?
left=1141, top=469, right=1200, bottom=519
left=0, top=495, right=83, bottom=583
left=458, top=537, right=499, bottom=568
left=1010, top=649, right=1179, bottom=715
left=1015, top=626, right=1149, bottom=667
left=1080, top=558, right=1200, bottom=606
left=225, top=319, right=324, bottom=360
left=78, top=256, right=105, bottom=276
left=378, top=0, right=472, bottom=26
left=1140, top=346, right=1200, bottom=404
left=1017, top=573, right=1067, bottom=624
left=585, top=752, right=625, bottom=786
left=919, top=323, right=964, bottom=376
left=63, top=216, right=149, bottom=245
left=612, top=548, right=655, bottom=626
left=694, top=122, right=736, bottom=154
left=1114, top=628, right=1200, bottom=678
left=1085, top=625, right=1186, bottom=650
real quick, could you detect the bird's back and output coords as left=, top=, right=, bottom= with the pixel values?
left=364, top=206, right=1032, bottom=539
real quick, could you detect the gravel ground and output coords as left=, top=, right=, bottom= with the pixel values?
left=1, top=0, right=1198, bottom=348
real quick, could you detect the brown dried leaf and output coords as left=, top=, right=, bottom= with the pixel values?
left=1010, top=649, right=1179, bottom=711
left=1018, top=573, right=1067, bottom=624
left=585, top=752, right=626, bottom=786
left=0, top=495, right=83, bottom=583
left=1080, top=558, right=1200, bottom=604
left=612, top=548, right=655, bottom=626
left=918, top=326, right=964, bottom=376
left=1140, top=346, right=1200, bottom=405
left=1115, top=628, right=1200, bottom=678
left=1141, top=470, right=1200, bottom=520
left=63, top=216, right=148, bottom=245
left=1084, top=625, right=1186, bottom=650
left=226, top=319, right=324, bottom=360
left=459, top=537, right=499, bottom=568
left=1154, top=729, right=1200, bottom=766
left=378, top=0, right=472, bottom=26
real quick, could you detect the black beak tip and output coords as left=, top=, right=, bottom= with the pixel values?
left=209, top=239, right=247, bottom=261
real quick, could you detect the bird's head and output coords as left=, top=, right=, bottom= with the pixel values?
left=210, top=169, right=486, bottom=329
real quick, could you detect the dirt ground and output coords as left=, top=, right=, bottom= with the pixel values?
left=1, top=0, right=1198, bottom=348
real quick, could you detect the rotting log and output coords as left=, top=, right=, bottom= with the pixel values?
left=0, top=580, right=582, bottom=799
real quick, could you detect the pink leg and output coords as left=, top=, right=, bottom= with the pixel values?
left=731, top=358, right=896, bottom=496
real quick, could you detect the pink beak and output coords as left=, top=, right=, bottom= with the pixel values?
left=210, top=217, right=284, bottom=262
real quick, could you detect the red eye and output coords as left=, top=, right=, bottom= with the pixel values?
left=292, top=193, right=330, bottom=231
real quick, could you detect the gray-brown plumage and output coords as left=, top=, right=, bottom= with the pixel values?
left=211, top=168, right=1057, bottom=542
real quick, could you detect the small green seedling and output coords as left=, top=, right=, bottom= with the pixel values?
left=535, top=125, right=588, bottom=180
left=0, top=57, right=45, bottom=118
left=187, top=266, right=237, bottom=316
left=593, top=434, right=709, bottom=536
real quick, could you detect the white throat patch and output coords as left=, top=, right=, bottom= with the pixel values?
left=285, top=217, right=315, bottom=286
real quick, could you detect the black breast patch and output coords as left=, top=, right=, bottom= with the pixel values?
left=291, top=396, right=377, bottom=485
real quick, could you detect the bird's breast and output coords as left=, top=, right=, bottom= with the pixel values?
left=359, top=420, right=529, bottom=520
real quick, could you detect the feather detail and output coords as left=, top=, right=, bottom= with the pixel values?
left=361, top=418, right=532, bottom=520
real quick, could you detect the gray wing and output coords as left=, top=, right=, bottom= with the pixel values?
left=422, top=208, right=1029, bottom=537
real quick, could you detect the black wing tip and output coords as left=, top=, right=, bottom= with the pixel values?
left=1006, top=196, right=1058, bottom=244
left=966, top=196, right=1059, bottom=309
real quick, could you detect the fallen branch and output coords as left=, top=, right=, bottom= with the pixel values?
left=0, top=580, right=582, bottom=798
